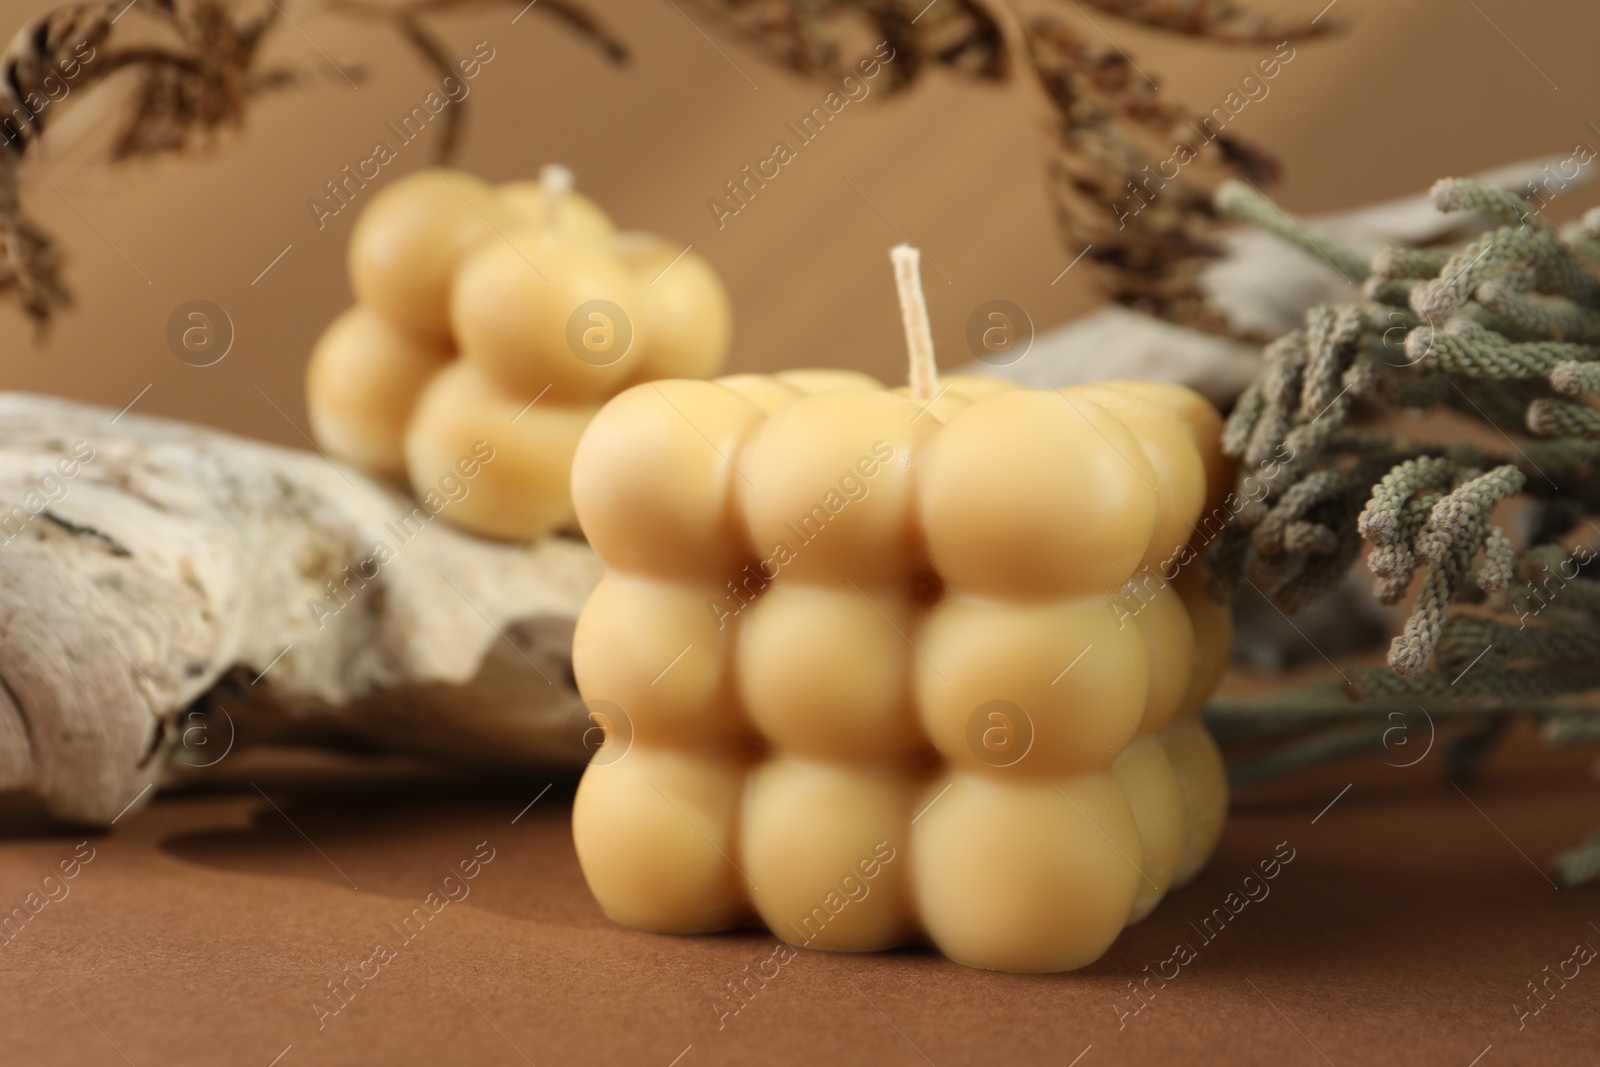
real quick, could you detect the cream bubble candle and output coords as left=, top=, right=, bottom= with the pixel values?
left=306, top=165, right=733, bottom=540
left=568, top=246, right=1231, bottom=972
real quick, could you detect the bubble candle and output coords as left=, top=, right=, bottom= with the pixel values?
left=568, top=245, right=1230, bottom=972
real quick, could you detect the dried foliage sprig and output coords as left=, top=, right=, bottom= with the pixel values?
left=1, top=0, right=1337, bottom=327
left=1075, top=0, right=1339, bottom=43
left=1206, top=176, right=1600, bottom=882
left=682, top=0, right=1339, bottom=329
left=0, top=0, right=627, bottom=326
left=1213, top=176, right=1600, bottom=692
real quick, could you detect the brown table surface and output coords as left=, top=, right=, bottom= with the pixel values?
left=1, top=717, right=1597, bottom=1066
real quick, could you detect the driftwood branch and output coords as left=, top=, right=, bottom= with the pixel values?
left=0, top=393, right=599, bottom=824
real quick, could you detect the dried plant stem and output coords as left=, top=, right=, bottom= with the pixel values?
left=1225, top=723, right=1389, bottom=788
left=1215, top=179, right=1371, bottom=283
left=1212, top=173, right=1600, bottom=883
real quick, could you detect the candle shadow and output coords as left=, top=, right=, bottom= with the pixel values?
left=157, top=758, right=591, bottom=925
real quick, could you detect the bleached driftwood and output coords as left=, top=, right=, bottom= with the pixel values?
left=0, top=393, right=601, bottom=825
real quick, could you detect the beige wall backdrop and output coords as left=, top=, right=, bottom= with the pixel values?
left=0, top=0, right=1597, bottom=447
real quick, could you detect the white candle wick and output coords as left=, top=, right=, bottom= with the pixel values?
left=540, top=163, right=574, bottom=229
left=891, top=244, right=938, bottom=404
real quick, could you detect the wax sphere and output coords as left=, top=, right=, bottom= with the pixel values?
left=916, top=595, right=1149, bottom=776
left=912, top=772, right=1141, bottom=972
left=1105, top=379, right=1231, bottom=521
left=1174, top=563, right=1233, bottom=718
left=715, top=374, right=801, bottom=415
left=944, top=375, right=1019, bottom=402
left=739, top=390, right=933, bottom=582
left=741, top=757, right=917, bottom=951
left=615, top=234, right=733, bottom=383
left=571, top=380, right=764, bottom=579
left=499, top=179, right=616, bottom=240
left=404, top=361, right=594, bottom=539
left=736, top=582, right=921, bottom=762
left=917, top=390, right=1159, bottom=599
left=890, top=374, right=1017, bottom=423
left=1164, top=717, right=1229, bottom=886
left=306, top=306, right=451, bottom=475
left=572, top=747, right=749, bottom=932
left=1112, top=736, right=1186, bottom=924
left=886, top=388, right=969, bottom=423
left=452, top=226, right=648, bottom=403
left=775, top=369, right=882, bottom=395
left=1125, top=579, right=1197, bottom=737
left=349, top=168, right=509, bottom=345
left=573, top=571, right=748, bottom=749
left=1071, top=383, right=1206, bottom=574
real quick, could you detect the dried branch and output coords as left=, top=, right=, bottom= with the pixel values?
left=1207, top=175, right=1600, bottom=879
left=0, top=0, right=1338, bottom=329
left=1076, top=0, right=1345, bottom=44
left=679, top=0, right=1338, bottom=330
left=0, top=0, right=627, bottom=328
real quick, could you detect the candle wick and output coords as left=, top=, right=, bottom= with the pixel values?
left=540, top=163, right=574, bottom=229
left=891, top=244, right=938, bottom=403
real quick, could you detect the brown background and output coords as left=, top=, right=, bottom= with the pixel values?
left=3, top=0, right=1600, bottom=441
left=4, top=0, right=1600, bottom=1063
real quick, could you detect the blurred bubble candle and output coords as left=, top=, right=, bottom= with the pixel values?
left=306, top=164, right=732, bottom=540
left=568, top=245, right=1232, bottom=973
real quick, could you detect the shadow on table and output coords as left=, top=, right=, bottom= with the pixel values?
left=156, top=758, right=587, bottom=921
